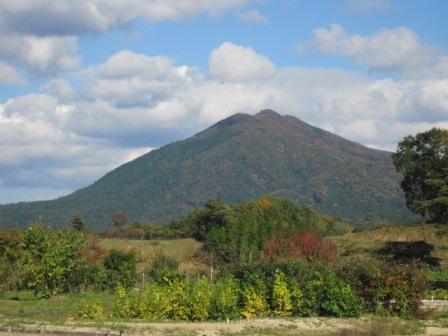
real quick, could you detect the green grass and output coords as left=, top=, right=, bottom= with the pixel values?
left=0, top=291, right=115, bottom=323
left=331, top=223, right=448, bottom=266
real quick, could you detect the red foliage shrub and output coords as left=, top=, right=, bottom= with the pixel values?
left=261, top=229, right=336, bottom=263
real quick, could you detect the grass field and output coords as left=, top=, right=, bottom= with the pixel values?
left=99, top=238, right=206, bottom=273
left=0, top=291, right=115, bottom=323
left=332, top=223, right=448, bottom=266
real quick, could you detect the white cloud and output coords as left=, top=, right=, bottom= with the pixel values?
left=208, top=42, right=276, bottom=81
left=0, top=95, right=152, bottom=190
left=237, top=9, right=268, bottom=24
left=0, top=0, right=254, bottom=81
left=311, top=24, right=448, bottom=78
left=0, top=40, right=447, bottom=199
left=81, top=50, right=174, bottom=80
left=345, top=0, right=391, bottom=13
left=0, top=34, right=80, bottom=75
left=0, top=0, right=254, bottom=35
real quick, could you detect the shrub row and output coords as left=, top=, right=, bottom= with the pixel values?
left=81, top=266, right=362, bottom=321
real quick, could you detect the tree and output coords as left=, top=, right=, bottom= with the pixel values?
left=19, top=225, right=87, bottom=297
left=393, top=128, right=448, bottom=223
left=72, top=213, right=85, bottom=231
left=110, top=212, right=127, bottom=229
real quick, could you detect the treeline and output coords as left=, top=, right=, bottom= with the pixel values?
left=99, top=197, right=350, bottom=264
left=178, top=197, right=350, bottom=264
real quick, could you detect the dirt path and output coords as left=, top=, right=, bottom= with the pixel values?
left=1, top=317, right=445, bottom=336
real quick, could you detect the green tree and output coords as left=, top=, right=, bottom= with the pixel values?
left=20, top=225, right=87, bottom=297
left=72, top=213, right=85, bottom=231
left=393, top=128, right=448, bottom=223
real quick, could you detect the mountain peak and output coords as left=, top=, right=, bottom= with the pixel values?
left=256, top=109, right=282, bottom=119
left=0, top=109, right=413, bottom=229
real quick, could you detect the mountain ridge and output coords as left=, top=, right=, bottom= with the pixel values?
left=0, top=109, right=415, bottom=229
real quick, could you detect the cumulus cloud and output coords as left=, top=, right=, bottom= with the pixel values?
left=1, top=40, right=447, bottom=201
left=0, top=0, right=254, bottom=36
left=0, top=94, right=151, bottom=191
left=0, top=0, right=254, bottom=80
left=237, top=9, right=268, bottom=24
left=208, top=42, right=276, bottom=81
left=311, top=24, right=448, bottom=78
left=0, top=34, right=80, bottom=76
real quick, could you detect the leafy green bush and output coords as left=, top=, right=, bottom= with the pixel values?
left=145, top=253, right=184, bottom=285
left=140, top=282, right=171, bottom=319
left=240, top=285, right=268, bottom=319
left=105, top=259, right=425, bottom=321
left=298, top=278, right=322, bottom=316
left=113, top=286, right=135, bottom=318
left=187, top=278, right=213, bottom=321
left=320, top=273, right=362, bottom=317
left=288, top=278, right=306, bottom=316
left=18, top=225, right=87, bottom=297
left=210, top=275, right=240, bottom=320
left=103, top=249, right=136, bottom=289
left=79, top=299, right=105, bottom=320
left=270, top=269, right=293, bottom=316
left=166, top=280, right=189, bottom=320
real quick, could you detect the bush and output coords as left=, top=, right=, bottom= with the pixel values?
left=270, top=269, right=293, bottom=316
left=210, top=275, right=240, bottom=320
left=240, top=286, right=268, bottom=319
left=79, top=299, right=105, bottom=320
left=337, top=258, right=383, bottom=313
left=140, top=282, right=171, bottom=319
left=320, top=273, right=362, bottom=317
left=103, top=249, right=136, bottom=289
left=378, top=263, right=428, bottom=317
left=167, top=280, right=189, bottom=320
left=18, top=225, right=87, bottom=297
left=298, top=278, right=321, bottom=316
left=338, top=259, right=428, bottom=317
left=113, top=286, right=135, bottom=318
left=188, top=278, right=213, bottom=321
left=288, top=278, right=306, bottom=316
left=145, top=253, right=184, bottom=284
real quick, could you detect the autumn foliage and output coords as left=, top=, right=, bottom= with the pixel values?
left=261, top=229, right=336, bottom=263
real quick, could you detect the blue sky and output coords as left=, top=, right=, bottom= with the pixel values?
left=0, top=0, right=447, bottom=204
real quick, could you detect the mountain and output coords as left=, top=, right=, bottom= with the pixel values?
left=0, top=110, right=415, bottom=229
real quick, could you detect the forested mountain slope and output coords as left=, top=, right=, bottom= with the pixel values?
left=0, top=110, right=414, bottom=229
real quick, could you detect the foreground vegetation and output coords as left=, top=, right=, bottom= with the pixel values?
left=0, top=199, right=435, bottom=323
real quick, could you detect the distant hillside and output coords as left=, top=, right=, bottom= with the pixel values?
left=0, top=110, right=415, bottom=229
